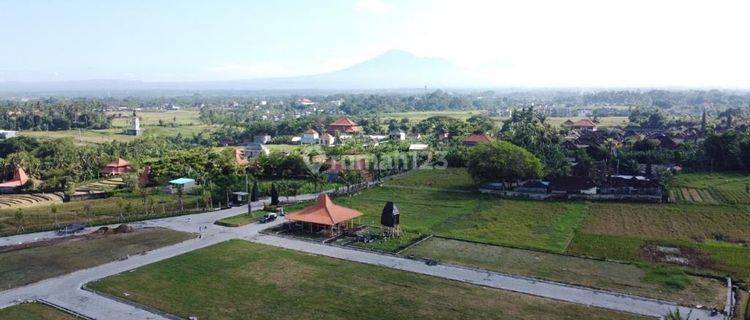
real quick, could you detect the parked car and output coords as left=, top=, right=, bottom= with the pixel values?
left=259, top=212, right=277, bottom=223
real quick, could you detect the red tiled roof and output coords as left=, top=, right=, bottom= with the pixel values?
left=330, top=117, right=358, bottom=126
left=463, top=133, right=494, bottom=143
left=0, top=167, right=29, bottom=187
left=104, top=158, right=130, bottom=168
left=304, top=128, right=319, bottom=135
left=573, top=119, right=596, bottom=127
left=286, top=194, right=363, bottom=226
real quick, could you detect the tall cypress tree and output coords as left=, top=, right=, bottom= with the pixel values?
left=270, top=183, right=279, bottom=206
left=251, top=180, right=259, bottom=202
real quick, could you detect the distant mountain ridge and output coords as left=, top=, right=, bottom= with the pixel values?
left=0, top=50, right=475, bottom=92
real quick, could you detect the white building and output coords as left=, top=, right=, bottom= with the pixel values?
left=0, top=130, right=17, bottom=139
left=126, top=111, right=142, bottom=136
left=244, top=142, right=270, bottom=158
left=319, top=133, right=336, bottom=146
left=301, top=129, right=320, bottom=144
left=389, top=129, right=406, bottom=141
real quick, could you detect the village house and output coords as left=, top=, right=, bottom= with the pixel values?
left=571, top=118, right=597, bottom=131
left=253, top=133, right=272, bottom=144
left=549, top=176, right=597, bottom=195
left=463, top=132, right=495, bottom=146
left=301, top=129, right=320, bottom=144
left=319, top=133, right=336, bottom=146
left=101, top=158, right=132, bottom=176
left=406, top=132, right=422, bottom=141
left=515, top=180, right=549, bottom=194
left=244, top=142, right=269, bottom=158
left=600, top=175, right=662, bottom=197
left=327, top=117, right=362, bottom=135
left=389, top=129, right=406, bottom=141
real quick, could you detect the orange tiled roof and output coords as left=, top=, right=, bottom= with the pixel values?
left=573, top=119, right=596, bottom=127
left=463, top=133, right=494, bottom=143
left=285, top=194, right=362, bottom=226
left=0, top=167, right=28, bottom=187
left=104, top=158, right=130, bottom=168
left=330, top=117, right=358, bottom=126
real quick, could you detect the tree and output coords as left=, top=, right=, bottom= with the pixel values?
left=14, top=209, right=24, bottom=233
left=270, top=183, right=279, bottom=206
left=250, top=180, right=259, bottom=202
left=306, top=167, right=326, bottom=192
left=467, top=141, right=544, bottom=187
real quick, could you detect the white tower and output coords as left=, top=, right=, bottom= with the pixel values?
left=127, top=110, right=142, bottom=136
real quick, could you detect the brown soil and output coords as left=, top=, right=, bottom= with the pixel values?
left=639, top=243, right=715, bottom=269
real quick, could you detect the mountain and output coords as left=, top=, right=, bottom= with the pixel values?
left=0, top=50, right=475, bottom=93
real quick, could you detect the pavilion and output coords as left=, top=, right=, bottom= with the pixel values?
left=285, top=194, right=362, bottom=236
left=0, top=167, right=29, bottom=193
left=101, top=158, right=132, bottom=176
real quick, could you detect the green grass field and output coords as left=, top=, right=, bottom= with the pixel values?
left=20, top=110, right=211, bottom=145
left=88, top=240, right=646, bottom=320
left=403, top=237, right=725, bottom=308
left=334, top=183, right=586, bottom=252
left=0, top=228, right=193, bottom=290
left=215, top=211, right=264, bottom=227
left=348, top=169, right=750, bottom=284
left=0, top=192, right=201, bottom=236
left=0, top=303, right=79, bottom=320
left=379, top=110, right=486, bottom=123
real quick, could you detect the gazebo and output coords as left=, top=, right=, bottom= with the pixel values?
left=101, top=158, right=132, bottom=176
left=0, top=167, right=29, bottom=193
left=285, top=194, right=362, bottom=236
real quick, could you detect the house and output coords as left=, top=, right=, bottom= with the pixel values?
left=549, top=176, right=597, bottom=195
left=319, top=133, right=336, bottom=146
left=515, top=180, right=549, bottom=194
left=406, top=132, right=422, bottom=141
left=244, top=142, right=269, bottom=158
left=327, top=117, right=362, bottom=135
left=253, top=133, right=272, bottom=144
left=572, top=119, right=597, bottom=131
left=437, top=129, right=450, bottom=142
left=326, top=158, right=372, bottom=182
left=389, top=129, right=406, bottom=141
left=285, top=194, right=363, bottom=236
left=301, top=129, right=320, bottom=144
left=298, top=98, right=316, bottom=106
left=291, top=136, right=302, bottom=144
left=562, top=119, right=575, bottom=129
left=0, top=130, right=17, bottom=139
left=167, top=178, right=196, bottom=194
left=600, top=176, right=662, bottom=197
left=0, top=167, right=29, bottom=193
left=408, top=143, right=428, bottom=151
left=645, top=133, right=680, bottom=150
left=463, top=133, right=495, bottom=146
left=101, top=158, right=132, bottom=176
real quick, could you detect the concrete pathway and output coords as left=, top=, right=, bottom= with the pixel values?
left=0, top=190, right=725, bottom=320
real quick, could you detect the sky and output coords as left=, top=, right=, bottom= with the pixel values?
left=1, top=0, right=749, bottom=87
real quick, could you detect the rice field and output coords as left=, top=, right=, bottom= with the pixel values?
left=670, top=172, right=750, bottom=204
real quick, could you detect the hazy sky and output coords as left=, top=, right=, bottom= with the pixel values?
left=1, top=0, right=748, bottom=87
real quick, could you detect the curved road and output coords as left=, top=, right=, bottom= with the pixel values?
left=0, top=198, right=724, bottom=320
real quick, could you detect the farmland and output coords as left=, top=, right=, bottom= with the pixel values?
left=20, top=110, right=212, bottom=145
left=88, top=240, right=646, bottom=320
left=0, top=303, right=79, bottom=320
left=0, top=192, right=201, bottom=236
left=0, top=228, right=193, bottom=290
left=670, top=172, right=750, bottom=204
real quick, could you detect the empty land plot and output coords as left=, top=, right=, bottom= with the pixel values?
left=402, top=237, right=726, bottom=309
left=580, top=202, right=750, bottom=243
left=0, top=193, right=201, bottom=235
left=334, top=185, right=587, bottom=252
left=0, top=227, right=193, bottom=290
left=88, top=240, right=647, bottom=320
left=383, top=167, right=475, bottom=190
left=0, top=303, right=79, bottom=320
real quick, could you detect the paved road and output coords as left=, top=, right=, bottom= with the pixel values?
left=250, top=234, right=721, bottom=319
left=0, top=191, right=725, bottom=320
left=0, top=204, right=285, bottom=319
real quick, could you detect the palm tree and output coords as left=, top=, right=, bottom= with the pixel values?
left=306, top=168, right=326, bottom=192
